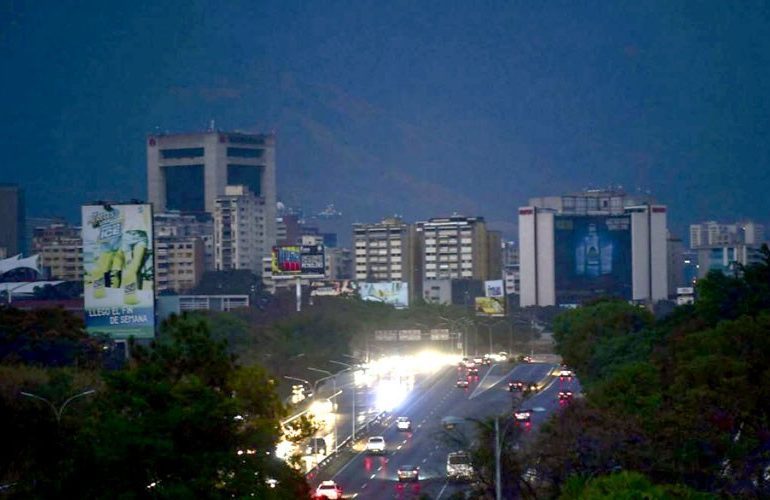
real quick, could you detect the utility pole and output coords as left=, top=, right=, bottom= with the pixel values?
left=330, top=360, right=356, bottom=442
left=495, top=417, right=502, bottom=500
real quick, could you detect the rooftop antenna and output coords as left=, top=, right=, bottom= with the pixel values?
left=208, top=119, right=216, bottom=131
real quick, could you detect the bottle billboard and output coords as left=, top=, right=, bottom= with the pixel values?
left=553, top=215, right=632, bottom=304
left=82, top=203, right=155, bottom=339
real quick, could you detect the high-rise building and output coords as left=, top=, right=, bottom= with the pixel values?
left=416, top=215, right=501, bottom=282
left=0, top=184, right=25, bottom=256
left=353, top=217, right=420, bottom=300
left=154, top=211, right=215, bottom=271
left=519, top=189, right=668, bottom=306
left=667, top=232, right=685, bottom=298
left=689, top=220, right=766, bottom=278
left=214, top=185, right=269, bottom=273
left=146, top=130, right=276, bottom=242
left=154, top=237, right=205, bottom=293
left=31, top=222, right=83, bottom=281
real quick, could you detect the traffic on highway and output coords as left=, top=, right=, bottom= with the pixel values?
left=296, top=351, right=580, bottom=499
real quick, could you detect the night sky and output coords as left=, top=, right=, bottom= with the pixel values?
left=2, top=1, right=769, bottom=240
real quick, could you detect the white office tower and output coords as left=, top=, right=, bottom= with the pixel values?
left=214, top=186, right=270, bottom=273
left=519, top=190, right=668, bottom=306
left=689, top=220, right=766, bottom=278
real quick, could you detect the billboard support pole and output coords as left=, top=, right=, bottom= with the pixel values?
left=296, top=276, right=301, bottom=312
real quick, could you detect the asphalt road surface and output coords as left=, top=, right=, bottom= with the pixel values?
left=312, top=361, right=580, bottom=499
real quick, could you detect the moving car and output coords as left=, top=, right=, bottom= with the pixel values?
left=472, top=356, right=484, bottom=365
left=559, top=368, right=574, bottom=380
left=467, top=366, right=479, bottom=376
left=397, top=464, right=420, bottom=482
left=514, top=409, right=532, bottom=427
left=558, top=390, right=574, bottom=402
left=365, top=436, right=386, bottom=454
left=447, top=451, right=474, bottom=481
left=456, top=378, right=469, bottom=388
left=508, top=380, right=524, bottom=392
left=315, top=480, right=343, bottom=499
left=396, top=416, right=412, bottom=431
left=523, top=382, right=539, bottom=395
left=521, top=355, right=533, bottom=363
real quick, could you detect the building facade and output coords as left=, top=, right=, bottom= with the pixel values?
left=214, top=185, right=269, bottom=273
left=154, top=211, right=215, bottom=271
left=154, top=236, right=205, bottom=293
left=689, top=220, right=766, bottom=278
left=519, top=190, right=668, bottom=306
left=416, top=215, right=501, bottom=282
left=0, top=184, right=25, bottom=256
left=353, top=217, right=420, bottom=300
left=31, top=222, right=83, bottom=281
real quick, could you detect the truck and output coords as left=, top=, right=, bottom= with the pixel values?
left=446, top=451, right=474, bottom=481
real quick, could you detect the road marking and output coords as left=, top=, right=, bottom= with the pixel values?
left=361, top=483, right=368, bottom=489
left=436, top=480, right=449, bottom=499
left=377, top=466, right=383, bottom=471
left=370, top=473, right=376, bottom=479
left=397, top=445, right=402, bottom=450
left=421, top=458, right=427, bottom=463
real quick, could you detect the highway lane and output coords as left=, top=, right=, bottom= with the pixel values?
left=312, top=361, right=577, bottom=499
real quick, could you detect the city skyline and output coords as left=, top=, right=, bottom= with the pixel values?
left=3, top=2, right=770, bottom=240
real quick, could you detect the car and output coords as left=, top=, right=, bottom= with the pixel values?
left=514, top=409, right=532, bottom=427
left=558, top=390, right=574, bottom=401
left=523, top=382, right=539, bottom=394
left=397, top=464, right=420, bottom=482
left=447, top=451, right=474, bottom=481
left=305, top=437, right=327, bottom=456
left=396, top=416, right=412, bottom=431
left=456, top=378, right=469, bottom=388
left=442, top=416, right=463, bottom=429
left=468, top=367, right=479, bottom=376
left=365, top=436, right=386, bottom=454
left=559, top=369, right=574, bottom=380
left=521, top=355, right=533, bottom=363
left=473, top=356, right=484, bottom=365
left=508, top=380, right=524, bottom=392
left=315, top=480, right=343, bottom=499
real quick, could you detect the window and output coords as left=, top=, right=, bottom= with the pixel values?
left=164, top=164, right=205, bottom=212
left=227, top=147, right=264, bottom=158
left=160, top=147, right=204, bottom=159
left=228, top=135, right=264, bottom=145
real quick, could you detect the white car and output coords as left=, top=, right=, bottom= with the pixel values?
left=315, top=480, right=343, bottom=499
left=366, top=436, right=386, bottom=454
left=396, top=416, right=412, bottom=431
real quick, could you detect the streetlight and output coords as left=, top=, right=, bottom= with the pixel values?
left=439, top=315, right=473, bottom=357
left=20, top=389, right=96, bottom=424
left=284, top=375, right=312, bottom=401
left=479, top=319, right=510, bottom=356
left=307, top=367, right=336, bottom=398
left=330, top=360, right=356, bottom=442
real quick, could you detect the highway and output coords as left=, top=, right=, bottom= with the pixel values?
left=311, top=360, right=579, bottom=499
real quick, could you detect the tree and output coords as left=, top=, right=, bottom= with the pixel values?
left=560, top=471, right=715, bottom=499
left=8, top=314, right=309, bottom=498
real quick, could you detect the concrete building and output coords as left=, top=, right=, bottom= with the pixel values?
left=31, top=222, right=83, bottom=281
left=154, top=211, right=215, bottom=271
left=154, top=237, right=205, bottom=293
left=519, top=190, right=668, bottom=306
left=214, top=185, right=270, bottom=273
left=0, top=184, right=25, bottom=256
left=147, top=130, right=276, bottom=219
left=416, top=215, right=501, bottom=282
left=325, top=246, right=353, bottom=280
left=157, top=294, right=249, bottom=322
left=689, top=220, right=766, bottom=278
left=353, top=217, right=420, bottom=300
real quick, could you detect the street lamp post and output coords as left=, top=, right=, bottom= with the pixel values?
left=330, top=360, right=356, bottom=442
left=20, top=389, right=97, bottom=424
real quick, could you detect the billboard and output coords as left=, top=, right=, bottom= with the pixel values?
left=553, top=215, right=632, bottom=303
left=484, top=279, right=504, bottom=298
left=310, top=280, right=358, bottom=297
left=271, top=244, right=325, bottom=277
left=475, top=296, right=505, bottom=317
left=82, top=204, right=155, bottom=339
left=359, top=282, right=409, bottom=309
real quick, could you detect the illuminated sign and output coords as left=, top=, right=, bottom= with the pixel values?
left=271, top=245, right=325, bottom=276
